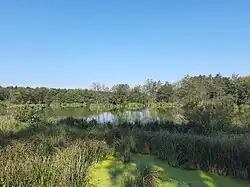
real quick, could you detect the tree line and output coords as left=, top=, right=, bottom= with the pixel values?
left=1, top=74, right=250, bottom=106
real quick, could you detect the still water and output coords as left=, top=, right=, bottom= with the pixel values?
left=45, top=107, right=184, bottom=124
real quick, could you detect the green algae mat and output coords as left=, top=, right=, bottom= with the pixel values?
left=89, top=154, right=250, bottom=187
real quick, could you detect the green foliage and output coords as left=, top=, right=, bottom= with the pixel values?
left=232, top=105, right=250, bottom=128
left=135, top=164, right=162, bottom=187
left=106, top=126, right=250, bottom=180
left=12, top=105, right=43, bottom=122
left=123, top=176, right=136, bottom=187
left=1, top=117, right=250, bottom=185
left=155, top=82, right=174, bottom=102
left=123, top=164, right=162, bottom=187
left=0, top=118, right=27, bottom=133
left=0, top=119, right=112, bottom=187
left=134, top=130, right=250, bottom=180
left=114, top=136, right=136, bottom=163
left=0, top=102, right=7, bottom=115
left=0, top=140, right=111, bottom=187
left=125, top=103, right=145, bottom=110
left=184, top=96, right=235, bottom=133
left=1, top=74, right=250, bottom=108
left=2, top=72, right=250, bottom=186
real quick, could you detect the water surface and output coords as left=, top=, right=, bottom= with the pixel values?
left=45, top=107, right=183, bottom=124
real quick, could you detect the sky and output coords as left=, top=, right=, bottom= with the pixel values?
left=0, top=0, right=250, bottom=88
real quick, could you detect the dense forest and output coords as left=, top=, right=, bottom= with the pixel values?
left=1, top=74, right=250, bottom=105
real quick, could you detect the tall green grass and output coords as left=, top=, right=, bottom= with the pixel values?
left=0, top=118, right=27, bottom=133
left=123, top=164, right=162, bottom=187
left=1, top=116, right=250, bottom=186
left=48, top=117, right=250, bottom=180
left=129, top=130, right=250, bottom=180
left=0, top=119, right=113, bottom=187
left=0, top=140, right=112, bottom=187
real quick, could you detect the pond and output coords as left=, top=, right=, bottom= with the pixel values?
left=44, top=107, right=185, bottom=124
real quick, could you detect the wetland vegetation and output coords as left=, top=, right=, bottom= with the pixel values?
left=1, top=74, right=250, bottom=187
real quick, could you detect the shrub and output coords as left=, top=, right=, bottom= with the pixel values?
left=0, top=118, right=27, bottom=133
left=184, top=96, right=235, bottom=133
left=13, top=105, right=43, bottom=122
left=114, top=135, right=136, bottom=163
left=0, top=102, right=7, bottom=115
left=232, top=105, right=250, bottom=130
left=135, top=164, right=162, bottom=187
left=122, top=164, right=162, bottom=187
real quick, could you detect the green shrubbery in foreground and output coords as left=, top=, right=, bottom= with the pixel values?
left=0, top=122, right=112, bottom=186
left=132, top=130, right=250, bottom=180
left=0, top=117, right=250, bottom=186
left=0, top=102, right=7, bottom=115
left=107, top=126, right=250, bottom=180
left=122, top=164, right=162, bottom=187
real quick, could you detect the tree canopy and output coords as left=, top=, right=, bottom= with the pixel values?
left=1, top=74, right=250, bottom=106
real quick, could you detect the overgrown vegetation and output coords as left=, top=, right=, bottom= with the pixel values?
left=1, top=74, right=250, bottom=186
left=114, top=135, right=136, bottom=163
left=0, top=120, right=113, bottom=187
left=0, top=117, right=250, bottom=186
left=1, top=74, right=250, bottom=131
left=11, top=105, right=44, bottom=122
left=0, top=102, right=7, bottom=115
left=123, top=164, right=162, bottom=187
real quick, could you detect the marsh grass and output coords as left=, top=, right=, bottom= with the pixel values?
left=132, top=130, right=250, bottom=180
left=122, top=164, right=163, bottom=187
left=0, top=118, right=113, bottom=187
left=1, top=116, right=250, bottom=186
left=114, top=135, right=136, bottom=163
left=0, top=139, right=112, bottom=187
left=0, top=118, right=27, bottom=132
left=109, top=127, right=250, bottom=180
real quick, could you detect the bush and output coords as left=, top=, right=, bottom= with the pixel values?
left=13, top=105, right=43, bottom=122
left=0, top=118, right=27, bottom=133
left=0, top=102, right=7, bottom=115
left=114, top=135, right=136, bottom=163
left=123, top=164, right=162, bottom=187
left=233, top=105, right=250, bottom=129
left=184, top=96, right=235, bottom=133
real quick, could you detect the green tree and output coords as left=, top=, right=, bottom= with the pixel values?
left=143, top=79, right=162, bottom=102
left=184, top=96, right=235, bottom=132
left=155, top=82, right=174, bottom=102
left=111, top=84, right=130, bottom=105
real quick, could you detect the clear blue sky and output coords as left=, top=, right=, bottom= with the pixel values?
left=0, top=0, right=250, bottom=88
